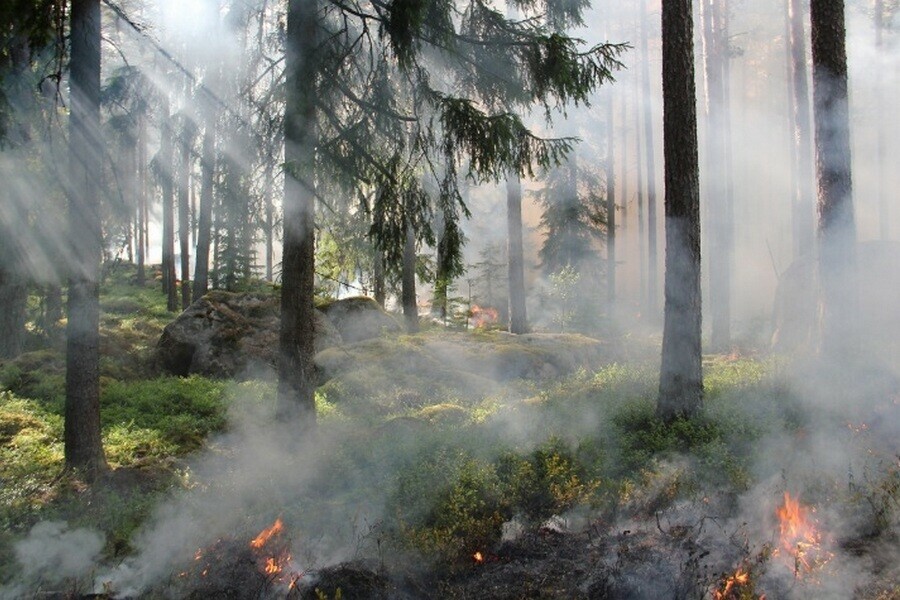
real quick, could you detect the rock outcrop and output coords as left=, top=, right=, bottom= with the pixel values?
left=156, top=291, right=341, bottom=378
left=318, top=296, right=402, bottom=343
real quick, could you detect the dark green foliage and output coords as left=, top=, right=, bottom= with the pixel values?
left=612, top=405, right=723, bottom=472
left=390, top=449, right=505, bottom=560
left=0, top=0, right=59, bottom=142
left=535, top=156, right=607, bottom=274
left=311, top=0, right=627, bottom=295
left=497, top=437, right=592, bottom=520
left=439, top=96, right=573, bottom=180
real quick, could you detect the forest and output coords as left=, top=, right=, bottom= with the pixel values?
left=0, top=0, right=898, bottom=598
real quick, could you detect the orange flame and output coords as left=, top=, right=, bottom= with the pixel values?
left=264, top=557, right=282, bottom=575
left=473, top=551, right=484, bottom=564
left=470, top=305, right=499, bottom=328
left=712, top=567, right=754, bottom=599
left=775, top=492, right=832, bottom=576
left=250, top=518, right=283, bottom=549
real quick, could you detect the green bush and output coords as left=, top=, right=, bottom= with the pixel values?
left=497, top=437, right=594, bottom=520
left=389, top=449, right=505, bottom=561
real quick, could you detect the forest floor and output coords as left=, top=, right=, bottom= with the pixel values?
left=0, top=265, right=897, bottom=599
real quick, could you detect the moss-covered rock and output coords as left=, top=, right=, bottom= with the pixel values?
left=155, top=291, right=340, bottom=378
left=319, top=296, right=402, bottom=343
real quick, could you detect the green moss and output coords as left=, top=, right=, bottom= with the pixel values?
left=414, top=403, right=469, bottom=426
left=100, top=377, right=228, bottom=451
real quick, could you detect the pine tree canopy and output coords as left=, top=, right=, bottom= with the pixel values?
left=311, top=0, right=626, bottom=274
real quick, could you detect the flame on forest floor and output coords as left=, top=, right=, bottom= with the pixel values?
left=712, top=566, right=763, bottom=600
left=774, top=492, right=833, bottom=577
left=473, top=551, right=484, bottom=564
left=250, top=518, right=296, bottom=583
left=470, top=305, right=499, bottom=328
left=250, top=518, right=284, bottom=549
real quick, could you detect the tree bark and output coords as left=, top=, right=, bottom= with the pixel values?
left=373, top=246, right=386, bottom=308
left=635, top=52, right=647, bottom=308
left=507, top=176, right=528, bottom=333
left=433, top=213, right=450, bottom=321
left=65, top=0, right=108, bottom=479
left=0, top=47, right=29, bottom=358
left=606, top=91, right=616, bottom=308
left=193, top=110, right=215, bottom=300
left=641, top=0, right=660, bottom=319
left=702, top=0, right=732, bottom=351
left=402, top=208, right=419, bottom=333
left=619, top=86, right=628, bottom=235
left=179, top=119, right=193, bottom=310
left=160, top=96, right=178, bottom=312
left=223, top=155, right=239, bottom=291
left=789, top=0, right=815, bottom=257
left=810, top=0, right=857, bottom=358
left=0, top=266, right=28, bottom=359
left=264, top=159, right=274, bottom=282
left=135, top=109, right=147, bottom=285
left=875, top=0, right=886, bottom=240
left=277, top=0, right=319, bottom=426
left=658, top=0, right=703, bottom=420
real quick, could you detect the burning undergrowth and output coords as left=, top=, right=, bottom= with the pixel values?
left=2, top=356, right=898, bottom=599
left=163, top=518, right=299, bottom=599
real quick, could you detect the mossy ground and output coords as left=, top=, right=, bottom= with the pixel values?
left=0, top=266, right=897, bottom=599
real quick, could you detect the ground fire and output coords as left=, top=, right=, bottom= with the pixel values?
left=470, top=305, right=499, bottom=328
left=774, top=492, right=833, bottom=577
left=168, top=518, right=298, bottom=597
left=250, top=518, right=294, bottom=583
left=250, top=517, right=284, bottom=549
left=711, top=566, right=761, bottom=600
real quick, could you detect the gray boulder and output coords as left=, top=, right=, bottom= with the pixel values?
left=318, top=296, right=401, bottom=343
left=156, top=291, right=340, bottom=378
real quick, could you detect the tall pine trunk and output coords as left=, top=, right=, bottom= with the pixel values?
left=641, top=0, right=660, bottom=319
left=264, top=159, right=274, bottom=282
left=179, top=119, right=193, bottom=310
left=434, top=218, right=449, bottom=321
left=402, top=208, right=419, bottom=333
left=875, top=0, right=887, bottom=239
left=277, top=0, right=319, bottom=426
left=223, top=156, right=240, bottom=291
left=65, top=0, right=107, bottom=479
left=703, top=0, right=733, bottom=351
left=788, top=0, right=815, bottom=257
left=507, top=176, right=528, bottom=333
left=635, top=55, right=647, bottom=309
left=137, top=113, right=150, bottom=285
left=373, top=247, right=385, bottom=308
left=160, top=96, right=177, bottom=312
left=0, top=40, right=30, bottom=359
left=810, top=0, right=857, bottom=358
left=0, top=267, right=27, bottom=359
left=193, top=108, right=216, bottom=299
left=136, top=110, right=147, bottom=284
left=606, top=91, right=616, bottom=308
left=658, top=0, right=703, bottom=420
left=619, top=88, right=628, bottom=235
